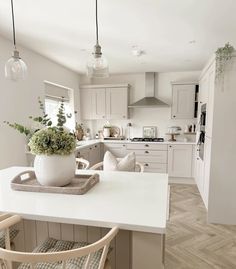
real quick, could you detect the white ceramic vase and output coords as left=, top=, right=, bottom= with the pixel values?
left=34, top=154, right=75, bottom=187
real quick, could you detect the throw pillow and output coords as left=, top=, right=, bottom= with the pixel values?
left=103, top=151, right=136, bottom=172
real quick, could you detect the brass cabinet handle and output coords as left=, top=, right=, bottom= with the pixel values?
left=145, top=144, right=149, bottom=147
left=145, top=151, right=149, bottom=154
left=144, top=163, right=149, bottom=167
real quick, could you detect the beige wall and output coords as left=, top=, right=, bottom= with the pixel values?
left=0, top=35, right=79, bottom=169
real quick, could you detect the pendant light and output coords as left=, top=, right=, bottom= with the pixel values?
left=87, top=0, right=109, bottom=78
left=5, top=0, right=27, bottom=81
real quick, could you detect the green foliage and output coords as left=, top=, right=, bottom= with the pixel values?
left=28, top=127, right=76, bottom=155
left=215, top=42, right=235, bottom=80
left=4, top=97, right=76, bottom=155
left=4, top=97, right=70, bottom=137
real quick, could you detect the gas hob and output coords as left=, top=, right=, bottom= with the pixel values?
left=131, top=137, right=164, bottom=142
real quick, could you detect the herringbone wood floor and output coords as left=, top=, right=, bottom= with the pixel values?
left=165, top=184, right=236, bottom=269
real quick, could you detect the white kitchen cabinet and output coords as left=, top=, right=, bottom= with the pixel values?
left=80, top=84, right=129, bottom=120
left=104, top=143, right=127, bottom=158
left=195, top=150, right=205, bottom=198
left=205, top=64, right=215, bottom=138
left=93, top=88, right=106, bottom=119
left=106, top=88, right=128, bottom=119
left=168, top=144, right=193, bottom=177
left=199, top=73, right=209, bottom=105
left=171, top=84, right=196, bottom=119
left=76, top=144, right=101, bottom=167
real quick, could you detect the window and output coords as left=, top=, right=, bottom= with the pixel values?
left=44, top=81, right=75, bottom=131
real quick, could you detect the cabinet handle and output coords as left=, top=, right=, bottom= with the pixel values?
left=173, top=115, right=176, bottom=118
left=89, top=148, right=92, bottom=150
left=169, top=145, right=172, bottom=148
left=144, top=164, right=149, bottom=167
left=95, top=145, right=97, bottom=148
left=123, top=145, right=126, bottom=147
left=145, top=151, right=149, bottom=154
left=123, top=116, right=126, bottom=118
left=145, top=144, right=149, bottom=147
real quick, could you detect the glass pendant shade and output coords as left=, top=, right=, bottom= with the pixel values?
left=5, top=50, right=27, bottom=81
left=87, top=53, right=109, bottom=78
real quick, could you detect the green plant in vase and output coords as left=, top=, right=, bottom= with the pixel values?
left=4, top=97, right=76, bottom=187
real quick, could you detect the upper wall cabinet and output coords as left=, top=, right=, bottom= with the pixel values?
left=80, top=84, right=129, bottom=120
left=171, top=83, right=198, bottom=119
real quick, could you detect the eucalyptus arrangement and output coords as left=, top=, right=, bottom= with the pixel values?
left=4, top=97, right=76, bottom=155
left=215, top=43, right=235, bottom=88
left=4, top=97, right=76, bottom=187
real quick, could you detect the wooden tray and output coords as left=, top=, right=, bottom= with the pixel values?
left=11, top=171, right=99, bottom=195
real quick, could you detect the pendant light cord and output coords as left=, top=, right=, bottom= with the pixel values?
left=11, top=0, right=16, bottom=49
left=95, top=0, right=99, bottom=45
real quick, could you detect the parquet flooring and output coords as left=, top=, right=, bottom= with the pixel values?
left=165, top=184, right=236, bottom=269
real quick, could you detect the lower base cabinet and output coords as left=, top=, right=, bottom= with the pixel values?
left=76, top=144, right=101, bottom=168
left=168, top=144, right=193, bottom=178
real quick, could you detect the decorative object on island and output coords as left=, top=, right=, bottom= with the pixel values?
left=166, top=126, right=181, bottom=141
left=87, top=0, right=109, bottom=78
left=143, top=126, right=157, bottom=138
left=11, top=170, right=99, bottom=195
left=215, top=42, right=235, bottom=91
left=4, top=97, right=77, bottom=187
left=5, top=0, right=27, bottom=81
left=75, top=123, right=84, bottom=141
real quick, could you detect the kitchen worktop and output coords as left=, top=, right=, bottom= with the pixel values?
left=0, top=166, right=168, bottom=234
left=76, top=139, right=196, bottom=150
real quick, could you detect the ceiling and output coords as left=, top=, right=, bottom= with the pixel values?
left=0, top=0, right=235, bottom=74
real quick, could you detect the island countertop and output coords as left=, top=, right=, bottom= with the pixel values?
left=0, top=166, right=168, bottom=234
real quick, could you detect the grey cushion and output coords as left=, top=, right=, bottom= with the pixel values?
left=0, top=228, right=19, bottom=248
left=18, top=238, right=104, bottom=269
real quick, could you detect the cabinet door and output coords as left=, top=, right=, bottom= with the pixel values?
left=168, top=145, right=193, bottom=177
left=199, top=73, right=209, bottom=105
left=106, top=88, right=128, bottom=119
left=88, top=144, right=101, bottom=166
left=80, top=89, right=93, bottom=120
left=205, top=65, right=215, bottom=138
left=104, top=143, right=127, bottom=158
left=76, top=148, right=90, bottom=161
left=202, top=136, right=212, bottom=209
left=92, top=88, right=106, bottom=119
left=172, top=84, right=195, bottom=119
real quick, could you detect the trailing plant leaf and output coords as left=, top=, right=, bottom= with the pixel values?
left=215, top=43, right=235, bottom=86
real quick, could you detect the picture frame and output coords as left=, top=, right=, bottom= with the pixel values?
left=143, top=126, right=157, bottom=138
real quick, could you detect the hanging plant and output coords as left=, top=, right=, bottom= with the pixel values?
left=215, top=43, right=235, bottom=86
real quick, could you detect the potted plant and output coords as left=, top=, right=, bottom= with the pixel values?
left=5, top=97, right=76, bottom=187
left=103, top=121, right=112, bottom=138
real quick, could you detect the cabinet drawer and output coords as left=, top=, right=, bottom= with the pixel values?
left=104, top=143, right=126, bottom=149
left=126, top=143, right=167, bottom=151
left=143, top=163, right=167, bottom=173
left=127, top=150, right=167, bottom=163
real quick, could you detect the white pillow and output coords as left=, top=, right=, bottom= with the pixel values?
left=103, top=151, right=136, bottom=172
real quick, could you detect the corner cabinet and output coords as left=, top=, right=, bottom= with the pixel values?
left=171, top=83, right=198, bottom=119
left=80, top=84, right=129, bottom=120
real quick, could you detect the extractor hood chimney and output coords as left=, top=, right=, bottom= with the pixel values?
left=128, top=72, right=169, bottom=108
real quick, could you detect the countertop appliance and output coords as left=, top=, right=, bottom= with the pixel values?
left=131, top=137, right=164, bottom=142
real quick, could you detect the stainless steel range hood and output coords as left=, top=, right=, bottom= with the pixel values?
left=128, top=72, right=169, bottom=108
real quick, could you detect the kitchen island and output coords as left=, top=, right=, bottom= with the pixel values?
left=0, top=167, right=168, bottom=269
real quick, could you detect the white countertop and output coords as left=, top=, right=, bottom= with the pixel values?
left=76, top=139, right=196, bottom=150
left=0, top=167, right=168, bottom=234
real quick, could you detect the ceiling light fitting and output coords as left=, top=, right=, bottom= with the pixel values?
left=5, top=0, right=27, bottom=81
left=132, top=46, right=145, bottom=57
left=87, top=0, right=108, bottom=78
